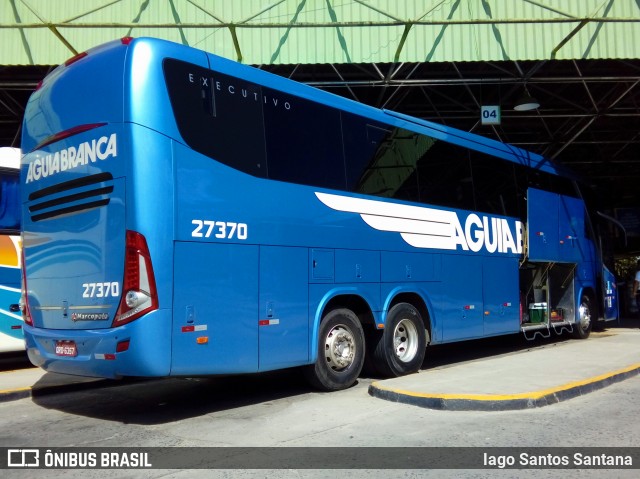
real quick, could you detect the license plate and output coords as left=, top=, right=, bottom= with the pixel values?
left=55, top=340, right=77, bottom=357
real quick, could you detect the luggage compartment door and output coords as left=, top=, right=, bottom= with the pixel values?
left=528, top=188, right=585, bottom=263
left=171, top=242, right=259, bottom=375
left=258, top=246, right=309, bottom=371
left=527, top=188, right=560, bottom=262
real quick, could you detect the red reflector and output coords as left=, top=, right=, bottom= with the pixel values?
left=259, top=320, right=270, bottom=326
left=11, top=325, right=22, bottom=330
left=104, top=354, right=116, bottom=361
left=34, top=123, right=107, bottom=151
left=64, top=51, right=88, bottom=67
left=116, top=340, right=130, bottom=353
left=182, top=325, right=195, bottom=333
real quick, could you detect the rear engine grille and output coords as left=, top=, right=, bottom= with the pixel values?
left=28, top=173, right=114, bottom=222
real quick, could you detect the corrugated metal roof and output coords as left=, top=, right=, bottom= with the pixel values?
left=1, top=0, right=639, bottom=65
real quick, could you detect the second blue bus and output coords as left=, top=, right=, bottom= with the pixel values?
left=0, top=147, right=23, bottom=353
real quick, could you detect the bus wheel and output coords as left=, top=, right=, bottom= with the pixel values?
left=305, top=308, right=365, bottom=391
left=372, top=303, right=427, bottom=377
left=572, top=295, right=593, bottom=340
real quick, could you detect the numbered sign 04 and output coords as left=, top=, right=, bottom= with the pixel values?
left=481, top=105, right=501, bottom=125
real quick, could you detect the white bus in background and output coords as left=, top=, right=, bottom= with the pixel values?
left=0, top=147, right=23, bottom=352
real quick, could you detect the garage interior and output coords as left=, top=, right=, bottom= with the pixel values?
left=0, top=1, right=638, bottom=256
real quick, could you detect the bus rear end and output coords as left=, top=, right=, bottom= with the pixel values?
left=21, top=38, right=174, bottom=378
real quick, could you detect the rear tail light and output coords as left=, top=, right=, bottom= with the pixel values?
left=20, top=249, right=33, bottom=326
left=64, top=51, right=88, bottom=67
left=113, top=231, right=158, bottom=326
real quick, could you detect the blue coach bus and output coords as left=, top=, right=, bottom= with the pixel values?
left=20, top=38, right=617, bottom=390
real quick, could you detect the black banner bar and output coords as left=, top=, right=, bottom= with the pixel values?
left=1, top=447, right=638, bottom=470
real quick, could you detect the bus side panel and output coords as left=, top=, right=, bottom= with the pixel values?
left=258, top=246, right=309, bottom=371
left=380, top=251, right=440, bottom=283
left=482, top=256, right=520, bottom=335
left=171, top=242, right=258, bottom=375
left=441, top=255, right=483, bottom=341
left=334, top=249, right=380, bottom=283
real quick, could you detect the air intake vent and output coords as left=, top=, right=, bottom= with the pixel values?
left=28, top=173, right=114, bottom=222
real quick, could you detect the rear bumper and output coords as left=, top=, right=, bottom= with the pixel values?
left=23, top=309, right=170, bottom=379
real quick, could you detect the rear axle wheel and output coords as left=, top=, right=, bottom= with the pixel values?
left=305, top=308, right=364, bottom=391
left=371, top=303, right=427, bottom=377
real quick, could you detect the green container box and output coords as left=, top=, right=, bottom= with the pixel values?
left=529, top=303, right=547, bottom=323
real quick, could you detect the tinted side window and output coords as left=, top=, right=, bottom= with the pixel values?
left=416, top=141, right=475, bottom=211
left=343, top=114, right=423, bottom=202
left=164, top=59, right=267, bottom=177
left=343, top=116, right=391, bottom=194
left=470, top=152, right=519, bottom=217
left=514, top=163, right=576, bottom=198
left=165, top=59, right=571, bottom=217
left=263, top=88, right=345, bottom=190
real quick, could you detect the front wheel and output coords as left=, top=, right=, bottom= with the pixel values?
left=371, top=303, right=427, bottom=377
left=305, top=308, right=365, bottom=391
left=572, top=295, right=593, bottom=339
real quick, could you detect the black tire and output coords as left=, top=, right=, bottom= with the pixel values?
left=572, top=295, right=593, bottom=339
left=371, top=303, right=427, bottom=377
left=305, top=308, right=365, bottom=391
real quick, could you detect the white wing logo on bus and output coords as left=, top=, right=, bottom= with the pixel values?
left=315, top=192, right=523, bottom=255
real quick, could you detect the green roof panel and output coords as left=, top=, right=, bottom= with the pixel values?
left=1, top=0, right=639, bottom=65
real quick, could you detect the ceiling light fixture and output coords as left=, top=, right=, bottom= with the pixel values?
left=514, top=91, right=540, bottom=111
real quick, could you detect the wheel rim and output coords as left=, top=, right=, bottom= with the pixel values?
left=578, top=300, right=591, bottom=332
left=393, top=318, right=419, bottom=363
left=324, top=324, right=356, bottom=371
